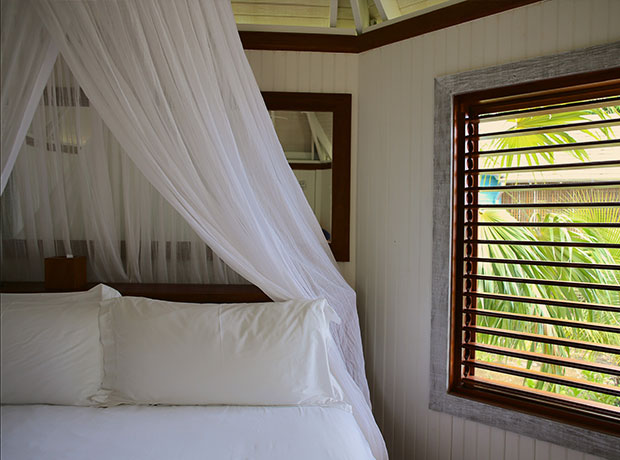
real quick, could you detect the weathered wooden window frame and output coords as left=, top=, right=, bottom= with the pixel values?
left=430, top=41, right=620, bottom=458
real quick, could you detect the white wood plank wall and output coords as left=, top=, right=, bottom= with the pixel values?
left=356, top=1, right=619, bottom=459
left=246, top=1, right=620, bottom=458
left=245, top=49, right=359, bottom=286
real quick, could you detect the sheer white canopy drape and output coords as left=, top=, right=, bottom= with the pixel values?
left=0, top=0, right=58, bottom=193
left=1, top=57, right=245, bottom=285
left=2, top=1, right=387, bottom=457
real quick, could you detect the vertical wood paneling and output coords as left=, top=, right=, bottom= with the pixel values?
left=274, top=51, right=286, bottom=89
left=535, top=440, right=552, bottom=459
left=445, top=24, right=459, bottom=75
left=476, top=424, right=491, bottom=460
left=482, top=15, right=499, bottom=68
left=246, top=1, right=618, bottom=459
left=519, top=436, right=535, bottom=460
left=394, top=42, right=411, bottom=460
left=506, top=431, right=520, bottom=460
left=375, top=44, right=389, bottom=435
left=573, top=0, right=591, bottom=49
left=463, top=420, right=478, bottom=460
left=470, top=19, right=485, bottom=70
left=549, top=443, right=568, bottom=460
left=608, top=0, right=620, bottom=43
left=590, top=0, right=608, bottom=45
left=497, top=9, right=512, bottom=64
left=567, top=451, right=585, bottom=460
left=438, top=412, right=454, bottom=460
left=451, top=416, right=465, bottom=460
left=526, top=5, right=542, bottom=57
left=309, top=53, right=322, bottom=92
left=296, top=52, right=309, bottom=90
left=420, top=30, right=436, bottom=459
left=245, top=49, right=359, bottom=287
left=405, top=32, right=423, bottom=459
left=557, top=1, right=575, bottom=52
left=489, top=427, right=506, bottom=460
left=425, top=35, right=446, bottom=460
left=284, top=52, right=296, bottom=90
left=355, top=0, right=618, bottom=459
left=541, top=0, right=559, bottom=54
left=259, top=51, right=275, bottom=90
left=510, top=5, right=527, bottom=61
left=457, top=22, right=472, bottom=70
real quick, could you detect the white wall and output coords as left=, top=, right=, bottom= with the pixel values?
left=356, top=1, right=620, bottom=460
left=246, top=50, right=359, bottom=286
left=245, top=1, right=620, bottom=458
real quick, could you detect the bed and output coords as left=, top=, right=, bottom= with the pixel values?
left=0, top=283, right=375, bottom=460
left=1, top=405, right=372, bottom=460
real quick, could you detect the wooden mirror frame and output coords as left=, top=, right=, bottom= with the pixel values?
left=262, top=91, right=351, bottom=261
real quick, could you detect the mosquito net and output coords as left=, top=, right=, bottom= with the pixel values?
left=0, top=2, right=387, bottom=458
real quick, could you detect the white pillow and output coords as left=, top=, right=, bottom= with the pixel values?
left=0, top=283, right=121, bottom=305
left=99, top=297, right=344, bottom=407
left=0, top=284, right=121, bottom=405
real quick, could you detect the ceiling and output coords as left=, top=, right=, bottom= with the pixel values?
left=232, top=0, right=463, bottom=35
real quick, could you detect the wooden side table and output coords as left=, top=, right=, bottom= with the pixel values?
left=44, top=256, right=87, bottom=290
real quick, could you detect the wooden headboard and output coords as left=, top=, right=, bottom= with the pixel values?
left=0, top=282, right=271, bottom=303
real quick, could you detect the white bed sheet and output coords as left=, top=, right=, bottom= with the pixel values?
left=1, top=404, right=375, bottom=460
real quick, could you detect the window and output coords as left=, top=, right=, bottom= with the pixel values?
left=450, top=70, right=620, bottom=435
left=430, top=43, right=620, bottom=458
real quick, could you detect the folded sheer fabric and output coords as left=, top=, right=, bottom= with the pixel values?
left=1, top=56, right=245, bottom=285
left=1, top=2, right=387, bottom=457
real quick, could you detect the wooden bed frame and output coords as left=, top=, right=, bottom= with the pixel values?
left=0, top=282, right=271, bottom=303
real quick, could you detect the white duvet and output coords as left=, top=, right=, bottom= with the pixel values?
left=1, top=404, right=375, bottom=460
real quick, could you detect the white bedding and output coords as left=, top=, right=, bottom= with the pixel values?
left=1, top=404, right=375, bottom=460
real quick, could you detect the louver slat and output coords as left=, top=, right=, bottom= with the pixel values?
left=467, top=180, right=620, bottom=192
left=467, top=292, right=620, bottom=313
left=470, top=96, right=620, bottom=122
left=464, top=256, right=620, bottom=273
left=463, top=377, right=620, bottom=421
left=466, top=138, right=620, bottom=157
left=463, top=273, right=620, bottom=292
left=462, top=343, right=620, bottom=376
left=462, top=326, right=620, bottom=355
left=467, top=118, right=620, bottom=140
left=463, top=308, right=620, bottom=334
left=462, top=360, right=620, bottom=397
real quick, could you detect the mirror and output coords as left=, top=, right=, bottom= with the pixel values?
left=262, top=92, right=351, bottom=261
left=269, top=110, right=333, bottom=238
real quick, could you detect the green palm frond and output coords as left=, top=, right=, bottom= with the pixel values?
left=473, top=104, right=619, bottom=406
left=482, top=108, right=616, bottom=169
left=475, top=209, right=620, bottom=402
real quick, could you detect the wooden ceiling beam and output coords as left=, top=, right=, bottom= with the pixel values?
left=330, top=0, right=339, bottom=27
left=374, top=0, right=401, bottom=21
left=239, top=0, right=543, bottom=53
left=240, top=31, right=359, bottom=53
left=358, top=0, right=540, bottom=51
left=349, top=0, right=369, bottom=34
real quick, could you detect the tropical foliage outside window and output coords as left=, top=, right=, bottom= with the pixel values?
left=453, top=78, right=620, bottom=431
left=476, top=103, right=620, bottom=408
